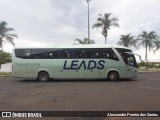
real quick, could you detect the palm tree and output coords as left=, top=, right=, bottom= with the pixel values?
left=0, top=21, right=18, bottom=51
left=117, top=33, right=137, bottom=48
left=93, top=13, right=119, bottom=44
left=74, top=37, right=95, bottom=45
left=138, top=31, right=159, bottom=70
left=153, top=40, right=160, bottom=54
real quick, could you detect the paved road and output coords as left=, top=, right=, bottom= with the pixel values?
left=0, top=72, right=160, bottom=120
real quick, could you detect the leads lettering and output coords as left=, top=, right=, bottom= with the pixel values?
left=87, top=60, right=96, bottom=69
left=97, top=60, right=105, bottom=69
left=63, top=60, right=105, bottom=70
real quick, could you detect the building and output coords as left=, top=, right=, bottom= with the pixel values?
left=0, top=63, right=12, bottom=72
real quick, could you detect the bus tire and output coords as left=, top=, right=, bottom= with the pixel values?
left=108, top=71, right=119, bottom=81
left=38, top=71, right=49, bottom=82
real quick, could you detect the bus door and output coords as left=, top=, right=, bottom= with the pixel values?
left=125, top=53, right=137, bottom=78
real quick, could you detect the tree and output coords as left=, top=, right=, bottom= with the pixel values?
left=74, top=37, right=95, bottom=45
left=0, top=50, right=11, bottom=66
left=93, top=13, right=119, bottom=44
left=0, top=21, right=18, bottom=51
left=137, top=61, right=145, bottom=68
left=138, top=31, right=159, bottom=70
left=153, top=40, right=160, bottom=54
left=117, top=33, right=137, bottom=48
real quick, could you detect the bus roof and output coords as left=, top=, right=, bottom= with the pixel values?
left=14, top=44, right=130, bottom=49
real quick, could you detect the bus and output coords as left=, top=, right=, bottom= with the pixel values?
left=12, top=44, right=138, bottom=82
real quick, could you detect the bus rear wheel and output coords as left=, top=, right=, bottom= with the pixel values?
left=108, top=71, right=119, bottom=81
left=38, top=71, right=49, bottom=82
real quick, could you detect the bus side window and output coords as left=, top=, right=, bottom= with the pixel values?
left=43, top=50, right=51, bottom=59
left=15, top=49, right=25, bottom=58
left=72, top=49, right=91, bottom=59
left=102, top=51, right=109, bottom=58
left=55, top=49, right=63, bottom=59
left=48, top=51, right=53, bottom=58
left=24, top=49, right=31, bottom=58
left=42, top=49, right=48, bottom=59
left=86, top=49, right=91, bottom=58
left=36, top=49, right=44, bottom=59
left=63, top=50, right=70, bottom=59
left=101, top=48, right=119, bottom=61
left=50, top=49, right=58, bottom=59
left=81, top=50, right=88, bottom=58
left=91, top=49, right=100, bottom=58
left=31, top=49, right=37, bottom=59
left=100, top=48, right=109, bottom=59
left=95, top=51, right=100, bottom=58
left=75, top=50, right=82, bottom=58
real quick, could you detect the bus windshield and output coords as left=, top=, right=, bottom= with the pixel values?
left=115, top=48, right=137, bottom=68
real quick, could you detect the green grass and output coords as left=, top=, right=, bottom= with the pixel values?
left=0, top=72, right=12, bottom=76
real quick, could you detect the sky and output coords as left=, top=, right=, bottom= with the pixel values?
left=0, top=0, right=160, bottom=62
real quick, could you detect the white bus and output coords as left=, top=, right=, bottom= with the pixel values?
left=12, top=45, right=138, bottom=81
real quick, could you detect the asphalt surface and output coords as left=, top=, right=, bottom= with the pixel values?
left=0, top=72, right=160, bottom=120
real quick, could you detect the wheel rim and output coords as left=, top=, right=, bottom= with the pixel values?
left=41, top=74, right=47, bottom=81
left=108, top=72, right=118, bottom=81
left=39, top=72, right=48, bottom=81
left=110, top=73, right=115, bottom=80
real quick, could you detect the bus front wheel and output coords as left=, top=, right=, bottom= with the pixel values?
left=108, top=71, right=119, bottom=81
left=38, top=71, right=49, bottom=82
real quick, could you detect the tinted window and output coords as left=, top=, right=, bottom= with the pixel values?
left=47, top=50, right=57, bottom=58
left=115, top=48, right=132, bottom=56
left=100, top=48, right=119, bottom=61
left=53, top=49, right=61, bottom=59
left=63, top=50, right=70, bottom=59
left=24, top=49, right=31, bottom=58
left=75, top=50, right=82, bottom=58
left=116, top=48, right=137, bottom=67
left=81, top=50, right=87, bottom=58
left=36, top=49, right=44, bottom=59
left=15, top=48, right=118, bottom=60
left=91, top=49, right=101, bottom=58
left=15, top=49, right=32, bottom=59
left=15, top=49, right=54, bottom=59
left=15, top=49, right=25, bottom=58
left=30, top=49, right=52, bottom=59
left=127, top=55, right=135, bottom=66
left=116, top=48, right=131, bottom=63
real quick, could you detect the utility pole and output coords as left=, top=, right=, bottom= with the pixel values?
left=86, top=0, right=91, bottom=40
